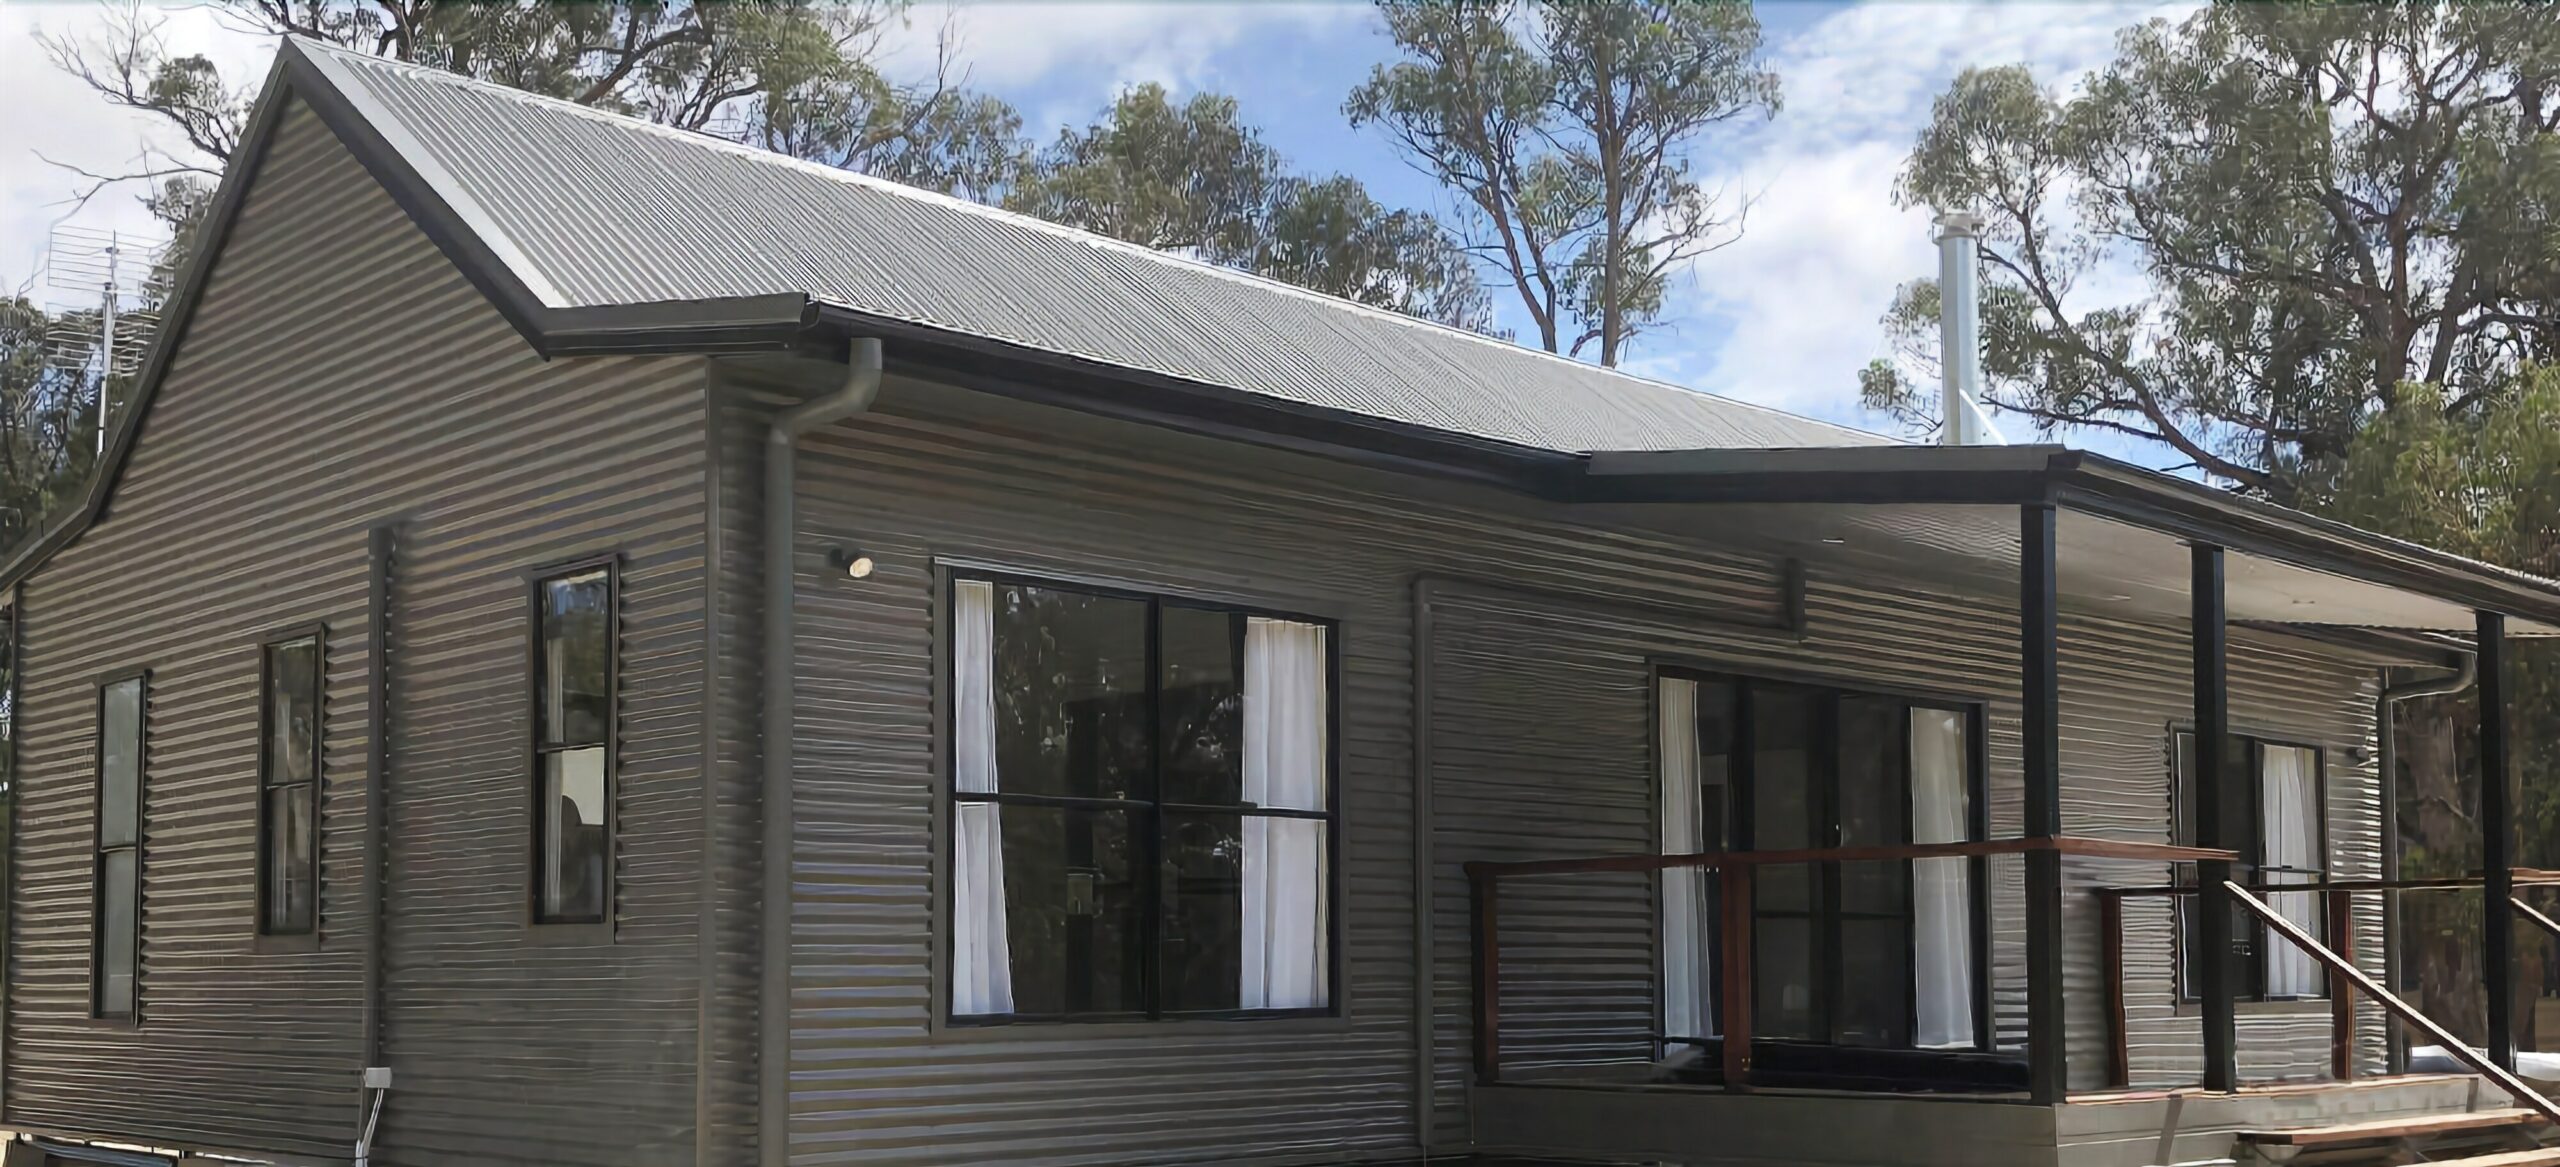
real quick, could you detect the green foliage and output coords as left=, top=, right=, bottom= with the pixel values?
left=1014, top=84, right=1494, bottom=332
left=1348, top=0, right=1777, bottom=364
left=0, top=299, right=110, bottom=555
left=2318, top=375, right=2560, bottom=1038
left=1882, top=3, right=2560, bottom=501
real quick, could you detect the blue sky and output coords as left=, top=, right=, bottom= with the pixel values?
left=2, top=0, right=2195, bottom=459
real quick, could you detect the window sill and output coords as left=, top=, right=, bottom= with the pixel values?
left=2171, top=998, right=2332, bottom=1017
left=931, top=1008, right=1350, bottom=1042
left=250, top=931, right=322, bottom=955
left=524, top=921, right=616, bottom=947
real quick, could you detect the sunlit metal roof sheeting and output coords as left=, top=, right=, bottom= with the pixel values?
left=294, top=40, right=1891, bottom=456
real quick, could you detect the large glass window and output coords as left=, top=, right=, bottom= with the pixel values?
left=258, top=631, right=323, bottom=937
left=534, top=563, right=614, bottom=926
left=2173, top=732, right=2327, bottom=1000
left=1657, top=672, right=1984, bottom=1051
left=948, top=575, right=1335, bottom=1021
left=95, top=673, right=144, bottom=1019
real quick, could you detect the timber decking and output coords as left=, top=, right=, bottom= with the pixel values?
left=2238, top=1107, right=2546, bottom=1146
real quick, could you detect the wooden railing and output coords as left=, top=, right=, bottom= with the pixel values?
left=2223, top=881, right=2560, bottom=1125
left=1464, top=835, right=2236, bottom=1090
left=2098, top=872, right=2560, bottom=1090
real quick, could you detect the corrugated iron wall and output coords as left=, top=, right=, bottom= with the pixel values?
left=5, top=100, right=718, bottom=1165
left=739, top=373, right=2392, bottom=1163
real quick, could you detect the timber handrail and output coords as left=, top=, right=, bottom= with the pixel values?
left=1467, top=835, right=2237, bottom=881
left=2101, top=869, right=2560, bottom=898
left=2224, top=880, right=2560, bottom=1126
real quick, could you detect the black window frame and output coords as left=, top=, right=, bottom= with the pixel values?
left=1657, top=665, right=1995, bottom=1053
left=942, top=569, right=1344, bottom=1025
left=254, top=624, right=327, bottom=947
left=2170, top=728, right=2330, bottom=1002
left=92, top=667, right=148, bottom=1022
left=527, top=556, right=618, bottom=932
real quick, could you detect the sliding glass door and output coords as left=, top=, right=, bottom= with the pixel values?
left=1658, top=671, right=1987, bottom=1051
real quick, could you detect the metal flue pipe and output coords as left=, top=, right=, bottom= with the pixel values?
left=1935, top=211, right=1987, bottom=447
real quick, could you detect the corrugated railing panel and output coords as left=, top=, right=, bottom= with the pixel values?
left=6, top=99, right=715, bottom=1166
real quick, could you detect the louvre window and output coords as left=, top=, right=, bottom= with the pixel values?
left=948, top=575, right=1336, bottom=1021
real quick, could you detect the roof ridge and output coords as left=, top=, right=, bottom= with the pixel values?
left=283, top=37, right=1893, bottom=447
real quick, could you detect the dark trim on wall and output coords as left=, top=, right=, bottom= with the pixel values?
left=695, top=387, right=730, bottom=1165
left=359, top=523, right=396, bottom=1126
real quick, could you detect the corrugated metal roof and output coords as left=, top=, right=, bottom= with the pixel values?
left=289, top=39, right=1892, bottom=455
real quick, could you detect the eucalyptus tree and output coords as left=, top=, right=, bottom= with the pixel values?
left=1348, top=0, right=1779, bottom=364
left=1868, top=2, right=2560, bottom=503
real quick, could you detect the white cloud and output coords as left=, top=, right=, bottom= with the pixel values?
left=0, top=0, right=273, bottom=292
left=888, top=2, right=1360, bottom=112
left=1676, top=0, right=2200, bottom=429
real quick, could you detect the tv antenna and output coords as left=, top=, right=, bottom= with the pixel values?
left=43, top=224, right=172, bottom=453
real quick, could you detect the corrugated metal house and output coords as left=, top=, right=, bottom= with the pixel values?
left=4, top=37, right=2559, bottom=1167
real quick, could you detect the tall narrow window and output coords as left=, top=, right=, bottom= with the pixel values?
left=258, top=632, right=323, bottom=936
left=95, top=673, right=145, bottom=1019
left=2172, top=731, right=2326, bottom=999
left=948, top=575, right=1336, bottom=1021
left=534, top=563, right=613, bottom=926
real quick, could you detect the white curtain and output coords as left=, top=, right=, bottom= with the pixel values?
left=950, top=580, right=1013, bottom=1016
left=1657, top=677, right=1714, bottom=1040
left=1242, top=617, right=1329, bottom=1009
left=1910, top=707, right=1976, bottom=1049
left=2261, top=743, right=2322, bottom=997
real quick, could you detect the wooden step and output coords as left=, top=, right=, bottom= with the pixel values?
left=2380, top=1150, right=2560, bottom=1167
left=2237, top=1107, right=2547, bottom=1147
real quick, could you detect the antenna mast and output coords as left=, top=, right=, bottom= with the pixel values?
left=43, top=224, right=171, bottom=454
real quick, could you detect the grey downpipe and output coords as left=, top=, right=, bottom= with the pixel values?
left=760, top=338, right=884, bottom=1167
left=357, top=525, right=396, bottom=1167
left=2379, top=652, right=2477, bottom=1075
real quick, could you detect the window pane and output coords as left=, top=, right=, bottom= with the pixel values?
left=1837, top=696, right=1904, bottom=915
left=1693, top=681, right=1734, bottom=850
left=1159, top=607, right=1241, bottom=807
left=1750, top=688, right=1816, bottom=849
left=989, top=584, right=1150, bottom=802
left=1754, top=914, right=1816, bottom=1040
left=996, top=803, right=1145, bottom=1016
left=1161, top=811, right=1242, bottom=1011
left=262, top=784, right=316, bottom=934
left=540, top=747, right=609, bottom=922
left=265, top=637, right=320, bottom=787
left=541, top=569, right=611, bottom=748
left=99, top=849, right=136, bottom=1017
left=1836, top=916, right=1913, bottom=1047
left=1752, top=688, right=1819, bottom=915
left=99, top=678, right=141, bottom=848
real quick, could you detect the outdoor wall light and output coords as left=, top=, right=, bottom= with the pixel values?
left=828, top=547, right=876, bottom=580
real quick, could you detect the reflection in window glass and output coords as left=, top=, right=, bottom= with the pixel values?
left=542, top=570, right=611, bottom=748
